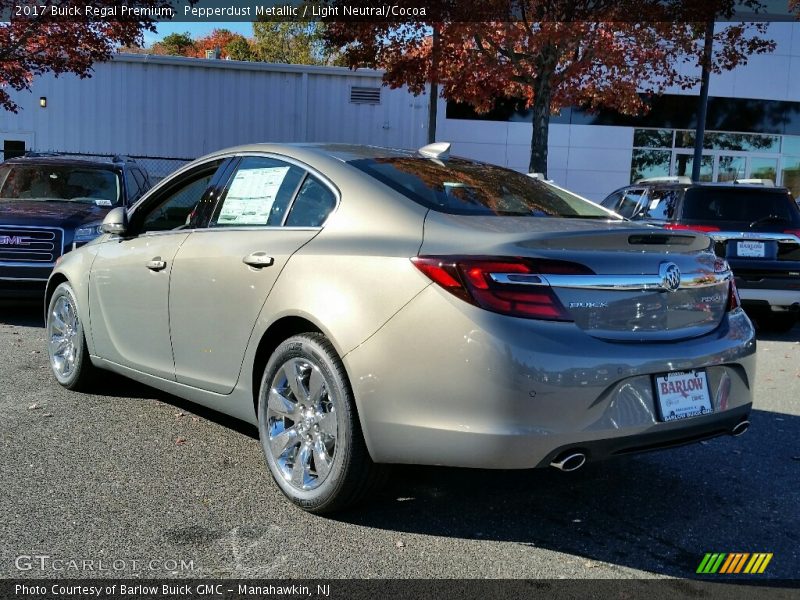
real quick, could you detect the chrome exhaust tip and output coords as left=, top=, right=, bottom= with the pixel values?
left=731, top=420, right=750, bottom=437
left=550, top=452, right=587, bottom=472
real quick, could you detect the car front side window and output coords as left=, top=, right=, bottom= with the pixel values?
left=136, top=161, right=225, bottom=233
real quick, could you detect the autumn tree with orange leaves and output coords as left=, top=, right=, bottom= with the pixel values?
left=0, top=0, right=174, bottom=112
left=189, top=29, right=254, bottom=60
left=325, top=0, right=776, bottom=175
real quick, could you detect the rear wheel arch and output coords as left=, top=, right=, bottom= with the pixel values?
left=44, top=273, right=69, bottom=321
left=251, top=316, right=325, bottom=415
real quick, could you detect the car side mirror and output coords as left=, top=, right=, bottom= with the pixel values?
left=100, top=207, right=128, bottom=235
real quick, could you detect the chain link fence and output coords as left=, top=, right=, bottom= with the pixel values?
left=0, top=149, right=194, bottom=182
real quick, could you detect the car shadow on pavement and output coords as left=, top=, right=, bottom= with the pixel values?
left=334, top=408, right=800, bottom=579
left=90, top=371, right=260, bottom=439
left=0, top=304, right=43, bottom=327
left=754, top=322, right=800, bottom=343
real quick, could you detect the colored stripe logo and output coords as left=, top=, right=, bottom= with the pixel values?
left=697, top=553, right=773, bottom=574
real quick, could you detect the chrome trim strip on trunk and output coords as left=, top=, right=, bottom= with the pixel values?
left=707, top=231, right=800, bottom=244
left=489, top=271, right=731, bottom=292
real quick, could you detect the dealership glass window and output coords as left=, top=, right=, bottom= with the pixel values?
left=717, top=156, right=747, bottom=182
left=633, top=129, right=673, bottom=148
left=750, top=157, right=778, bottom=181
left=781, top=156, right=800, bottom=199
left=782, top=136, right=800, bottom=155
left=630, top=149, right=671, bottom=181
left=674, top=154, right=713, bottom=182
left=674, top=130, right=780, bottom=152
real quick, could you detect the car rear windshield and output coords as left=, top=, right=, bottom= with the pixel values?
left=348, top=157, right=615, bottom=218
left=681, top=187, right=800, bottom=225
left=0, top=164, right=122, bottom=206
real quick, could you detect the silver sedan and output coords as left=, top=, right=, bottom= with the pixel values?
left=45, top=143, right=756, bottom=513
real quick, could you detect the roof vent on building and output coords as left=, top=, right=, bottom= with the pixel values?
left=350, top=86, right=381, bottom=105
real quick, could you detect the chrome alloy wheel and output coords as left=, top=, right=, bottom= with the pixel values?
left=48, top=294, right=80, bottom=378
left=267, top=358, right=338, bottom=491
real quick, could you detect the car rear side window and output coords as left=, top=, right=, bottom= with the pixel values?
left=213, top=157, right=305, bottom=227
left=681, top=188, right=800, bottom=225
left=349, top=157, right=612, bottom=218
left=284, top=176, right=337, bottom=227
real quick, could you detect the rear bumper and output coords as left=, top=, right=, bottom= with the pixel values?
left=535, top=403, right=750, bottom=467
left=738, top=286, right=800, bottom=311
left=345, top=285, right=757, bottom=469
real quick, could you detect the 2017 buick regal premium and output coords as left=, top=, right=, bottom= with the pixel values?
left=45, top=143, right=756, bottom=513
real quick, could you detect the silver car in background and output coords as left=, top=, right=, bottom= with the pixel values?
left=45, top=143, right=756, bottom=513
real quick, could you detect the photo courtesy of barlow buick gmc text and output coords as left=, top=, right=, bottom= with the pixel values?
left=0, top=1, right=798, bottom=599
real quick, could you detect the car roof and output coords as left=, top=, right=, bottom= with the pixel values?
left=195, top=142, right=443, bottom=164
left=2, top=156, right=124, bottom=170
left=620, top=182, right=790, bottom=193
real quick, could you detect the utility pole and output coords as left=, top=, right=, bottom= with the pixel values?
left=427, top=25, right=440, bottom=144
left=692, top=19, right=715, bottom=182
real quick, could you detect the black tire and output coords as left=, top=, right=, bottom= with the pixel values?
left=45, top=281, right=97, bottom=391
left=758, top=312, right=798, bottom=333
left=256, top=333, right=386, bottom=513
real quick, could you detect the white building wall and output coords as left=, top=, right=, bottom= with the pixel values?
left=0, top=54, right=429, bottom=159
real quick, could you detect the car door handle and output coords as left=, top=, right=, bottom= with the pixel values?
left=146, top=258, right=167, bottom=271
left=242, top=252, right=274, bottom=268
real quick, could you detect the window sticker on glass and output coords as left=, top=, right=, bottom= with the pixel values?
left=218, top=166, right=290, bottom=225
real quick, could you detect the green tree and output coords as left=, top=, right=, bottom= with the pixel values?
left=252, top=22, right=333, bottom=65
left=225, top=36, right=256, bottom=62
left=153, top=32, right=195, bottom=57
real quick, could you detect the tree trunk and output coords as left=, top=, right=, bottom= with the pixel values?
left=529, top=78, right=551, bottom=175
left=529, top=47, right=556, bottom=176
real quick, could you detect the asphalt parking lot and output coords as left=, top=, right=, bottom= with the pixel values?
left=1, top=306, right=798, bottom=580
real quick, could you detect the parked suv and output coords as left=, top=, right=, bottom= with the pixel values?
left=0, top=154, right=152, bottom=300
left=601, top=178, right=800, bottom=331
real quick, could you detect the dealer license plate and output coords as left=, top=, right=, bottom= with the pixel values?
left=737, top=240, right=765, bottom=257
left=654, top=370, right=713, bottom=422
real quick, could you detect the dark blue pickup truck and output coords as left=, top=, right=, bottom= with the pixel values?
left=0, top=154, right=151, bottom=301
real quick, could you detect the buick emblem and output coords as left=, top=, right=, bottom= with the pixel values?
left=659, top=262, right=681, bottom=293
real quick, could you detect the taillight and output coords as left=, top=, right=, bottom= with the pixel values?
left=784, top=229, right=800, bottom=238
left=411, top=256, right=591, bottom=321
left=727, top=278, right=741, bottom=311
left=664, top=223, right=721, bottom=233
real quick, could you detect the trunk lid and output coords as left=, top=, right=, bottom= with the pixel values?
left=420, top=214, right=731, bottom=341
